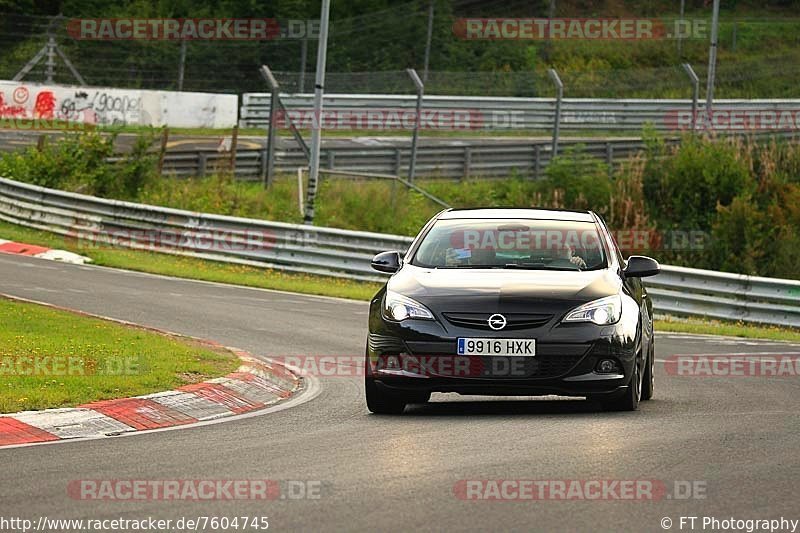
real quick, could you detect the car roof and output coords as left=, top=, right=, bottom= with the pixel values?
left=438, top=208, right=596, bottom=223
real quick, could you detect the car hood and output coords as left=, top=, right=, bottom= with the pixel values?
left=387, top=265, right=621, bottom=315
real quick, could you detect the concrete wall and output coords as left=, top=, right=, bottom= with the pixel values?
left=0, top=80, right=237, bottom=128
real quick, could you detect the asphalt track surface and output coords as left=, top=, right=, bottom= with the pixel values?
left=0, top=252, right=799, bottom=532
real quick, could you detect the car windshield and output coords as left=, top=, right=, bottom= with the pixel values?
left=411, top=218, right=607, bottom=271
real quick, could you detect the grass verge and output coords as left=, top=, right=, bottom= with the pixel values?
left=655, top=316, right=800, bottom=342
left=0, top=297, right=239, bottom=413
left=1, top=220, right=796, bottom=343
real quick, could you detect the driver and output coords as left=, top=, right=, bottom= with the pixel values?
left=555, top=244, right=587, bottom=269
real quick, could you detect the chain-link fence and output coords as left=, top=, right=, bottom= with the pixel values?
left=2, top=4, right=800, bottom=98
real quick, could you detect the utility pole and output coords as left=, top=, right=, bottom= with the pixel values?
left=14, top=16, right=86, bottom=85
left=45, top=35, right=56, bottom=83
left=303, top=0, right=331, bottom=225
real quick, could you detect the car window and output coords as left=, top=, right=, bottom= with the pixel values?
left=411, top=219, right=607, bottom=270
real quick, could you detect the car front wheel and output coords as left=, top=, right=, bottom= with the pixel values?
left=601, top=353, right=642, bottom=412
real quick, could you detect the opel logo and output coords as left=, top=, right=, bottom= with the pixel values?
left=487, top=313, right=507, bottom=331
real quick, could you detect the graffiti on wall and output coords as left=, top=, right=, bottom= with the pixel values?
left=59, top=90, right=141, bottom=125
left=0, top=83, right=142, bottom=126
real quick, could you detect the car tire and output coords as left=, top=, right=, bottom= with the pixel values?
left=364, top=350, right=407, bottom=414
left=602, top=352, right=642, bottom=412
left=641, top=341, right=654, bottom=401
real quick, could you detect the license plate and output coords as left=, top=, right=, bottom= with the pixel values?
left=457, top=338, right=536, bottom=356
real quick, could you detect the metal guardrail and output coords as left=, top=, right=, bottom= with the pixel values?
left=240, top=94, right=800, bottom=133
left=0, top=176, right=798, bottom=327
left=152, top=138, right=667, bottom=180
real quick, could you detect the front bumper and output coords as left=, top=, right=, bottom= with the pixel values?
left=367, top=307, right=639, bottom=398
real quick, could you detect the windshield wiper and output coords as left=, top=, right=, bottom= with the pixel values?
left=502, top=263, right=581, bottom=271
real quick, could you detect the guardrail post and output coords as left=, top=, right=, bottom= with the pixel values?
left=198, top=153, right=208, bottom=177
left=157, top=127, right=169, bottom=175
left=547, top=68, right=563, bottom=158
left=327, top=151, right=335, bottom=169
left=406, top=68, right=424, bottom=181
left=297, top=167, right=305, bottom=215
left=463, top=146, right=471, bottom=180
left=605, top=142, right=613, bottom=176
left=229, top=125, right=239, bottom=175
left=259, top=65, right=280, bottom=188
left=534, top=145, right=541, bottom=179
left=260, top=149, right=268, bottom=178
left=682, top=63, right=700, bottom=134
left=394, top=148, right=402, bottom=175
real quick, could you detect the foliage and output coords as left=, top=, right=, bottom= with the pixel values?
left=0, top=131, right=158, bottom=199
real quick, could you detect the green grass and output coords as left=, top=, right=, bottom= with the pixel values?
left=655, top=316, right=800, bottom=342
left=0, top=219, right=381, bottom=301
left=0, top=297, right=239, bottom=413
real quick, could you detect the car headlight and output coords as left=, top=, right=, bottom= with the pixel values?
left=383, top=290, right=434, bottom=321
left=563, top=295, right=622, bottom=325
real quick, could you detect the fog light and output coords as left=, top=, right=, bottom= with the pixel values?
left=385, top=355, right=401, bottom=369
left=596, top=359, right=620, bottom=374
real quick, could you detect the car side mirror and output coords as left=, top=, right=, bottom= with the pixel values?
left=371, top=251, right=402, bottom=274
left=624, top=255, right=660, bottom=278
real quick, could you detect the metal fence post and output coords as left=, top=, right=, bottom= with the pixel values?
left=422, top=1, right=434, bottom=82
left=547, top=68, right=563, bottom=158
left=407, top=68, right=424, bottom=181
left=157, top=128, right=169, bottom=175
left=682, top=63, right=700, bottom=133
left=394, top=148, right=402, bottom=175
left=534, top=145, right=541, bottom=178
left=229, top=125, right=239, bottom=174
left=198, top=153, right=208, bottom=177
left=259, top=66, right=280, bottom=188
left=177, top=39, right=187, bottom=91
left=299, top=38, right=308, bottom=92
left=463, top=146, right=471, bottom=179
left=706, top=0, right=721, bottom=128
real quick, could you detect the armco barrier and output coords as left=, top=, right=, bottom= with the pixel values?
left=240, top=93, right=800, bottom=133
left=151, top=138, right=665, bottom=179
left=1, top=176, right=798, bottom=327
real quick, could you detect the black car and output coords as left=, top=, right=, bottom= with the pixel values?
left=365, top=208, right=660, bottom=414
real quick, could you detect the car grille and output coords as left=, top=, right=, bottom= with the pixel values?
left=442, top=312, right=553, bottom=331
left=473, top=353, right=582, bottom=379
